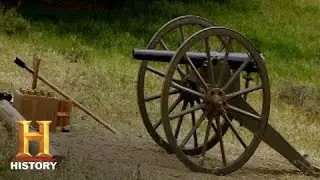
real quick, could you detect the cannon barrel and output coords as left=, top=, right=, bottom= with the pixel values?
left=132, top=49, right=258, bottom=72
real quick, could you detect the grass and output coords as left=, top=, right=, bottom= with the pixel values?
left=0, top=0, right=320, bottom=179
left=1, top=0, right=319, bottom=85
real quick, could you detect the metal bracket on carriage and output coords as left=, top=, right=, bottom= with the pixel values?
left=292, top=156, right=320, bottom=177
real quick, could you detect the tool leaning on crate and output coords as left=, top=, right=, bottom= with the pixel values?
left=12, top=55, right=73, bottom=133
left=132, top=15, right=320, bottom=176
left=13, top=55, right=119, bottom=134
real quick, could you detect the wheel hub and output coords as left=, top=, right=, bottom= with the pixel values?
left=205, top=88, right=226, bottom=114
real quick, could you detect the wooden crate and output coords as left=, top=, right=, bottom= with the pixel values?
left=56, top=100, right=72, bottom=127
left=13, top=89, right=73, bottom=132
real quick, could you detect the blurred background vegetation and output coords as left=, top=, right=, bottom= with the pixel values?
left=0, top=0, right=319, bottom=125
left=0, top=0, right=319, bottom=128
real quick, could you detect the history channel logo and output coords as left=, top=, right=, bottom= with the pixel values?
left=10, top=121, right=57, bottom=170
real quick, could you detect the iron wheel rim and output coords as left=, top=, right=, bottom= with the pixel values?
left=137, top=15, right=230, bottom=155
left=161, top=27, right=270, bottom=175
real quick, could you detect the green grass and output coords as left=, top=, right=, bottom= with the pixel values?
left=0, top=0, right=320, bottom=179
left=2, top=0, right=320, bottom=85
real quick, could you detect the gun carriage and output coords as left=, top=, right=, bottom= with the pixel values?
left=132, top=15, right=320, bottom=176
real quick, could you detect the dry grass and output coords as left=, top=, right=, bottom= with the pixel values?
left=277, top=79, right=320, bottom=116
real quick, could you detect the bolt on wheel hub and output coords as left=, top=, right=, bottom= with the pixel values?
left=205, top=88, right=226, bottom=114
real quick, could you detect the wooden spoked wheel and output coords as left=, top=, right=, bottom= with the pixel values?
left=161, top=27, right=270, bottom=175
left=137, top=15, right=230, bottom=155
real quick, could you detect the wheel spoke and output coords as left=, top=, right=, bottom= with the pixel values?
left=179, top=26, right=185, bottom=43
left=217, top=43, right=225, bottom=52
left=145, top=89, right=180, bottom=102
left=205, top=38, right=217, bottom=87
left=199, top=114, right=213, bottom=165
left=171, top=81, right=205, bottom=98
left=190, top=101, right=198, bottom=148
left=153, top=96, right=182, bottom=130
left=216, top=36, right=226, bottom=52
left=185, top=64, right=190, bottom=74
left=179, top=111, right=208, bottom=148
left=221, top=112, right=248, bottom=149
left=169, top=103, right=206, bottom=120
left=147, top=66, right=180, bottom=83
left=195, top=98, right=202, bottom=104
left=216, top=115, right=227, bottom=166
left=174, top=101, right=188, bottom=139
left=153, top=120, right=162, bottom=130
left=243, top=72, right=252, bottom=100
left=226, top=104, right=261, bottom=120
left=169, top=96, right=183, bottom=113
left=222, top=58, right=251, bottom=91
left=146, top=66, right=166, bottom=77
left=160, top=39, right=169, bottom=50
left=211, top=122, right=218, bottom=133
left=185, top=55, right=208, bottom=90
left=225, top=85, right=262, bottom=100
left=217, top=37, right=232, bottom=87
left=177, top=65, right=186, bottom=78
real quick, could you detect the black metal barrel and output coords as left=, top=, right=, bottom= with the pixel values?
left=132, top=49, right=258, bottom=72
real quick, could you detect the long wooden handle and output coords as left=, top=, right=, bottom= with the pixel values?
left=14, top=58, right=120, bottom=135
left=32, top=54, right=41, bottom=89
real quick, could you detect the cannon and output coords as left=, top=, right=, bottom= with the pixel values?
left=132, top=15, right=320, bottom=176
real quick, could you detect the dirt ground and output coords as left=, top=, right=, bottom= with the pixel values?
left=44, top=125, right=318, bottom=180
left=0, top=111, right=319, bottom=180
